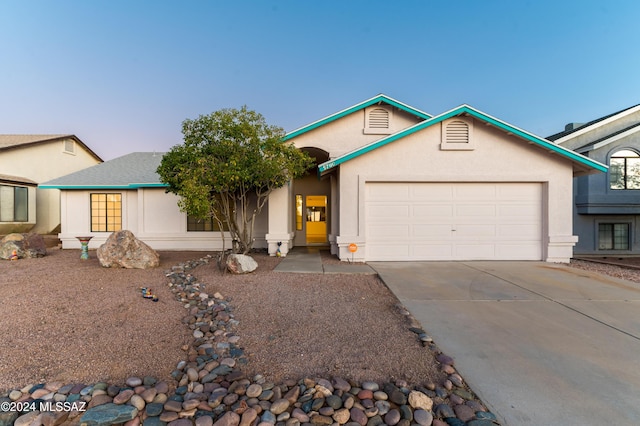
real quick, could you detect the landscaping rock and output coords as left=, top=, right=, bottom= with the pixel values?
left=1, top=253, right=498, bottom=426
left=0, top=233, right=47, bottom=259
left=97, top=230, right=159, bottom=269
left=226, top=254, right=258, bottom=274
left=80, top=402, right=138, bottom=426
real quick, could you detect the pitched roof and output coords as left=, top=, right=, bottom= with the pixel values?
left=40, top=152, right=166, bottom=189
left=318, top=104, right=608, bottom=176
left=0, top=134, right=103, bottom=162
left=574, top=122, right=640, bottom=153
left=282, top=94, right=432, bottom=141
left=547, top=104, right=640, bottom=142
left=0, top=173, right=38, bottom=186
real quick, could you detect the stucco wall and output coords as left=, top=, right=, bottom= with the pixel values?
left=291, top=108, right=423, bottom=158
left=3, top=138, right=101, bottom=233
left=335, top=118, right=577, bottom=262
left=0, top=185, right=37, bottom=234
left=59, top=188, right=268, bottom=251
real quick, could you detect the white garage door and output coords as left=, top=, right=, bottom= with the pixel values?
left=365, top=182, right=542, bottom=261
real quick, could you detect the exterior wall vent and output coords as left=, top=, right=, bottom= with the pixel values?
left=441, top=117, right=475, bottom=150
left=63, top=139, right=75, bottom=154
left=364, top=106, right=393, bottom=135
left=446, top=120, right=469, bottom=143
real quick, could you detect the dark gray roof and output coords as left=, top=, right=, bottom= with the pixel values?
left=547, top=104, right=640, bottom=141
left=40, top=152, right=166, bottom=189
left=575, top=122, right=640, bottom=152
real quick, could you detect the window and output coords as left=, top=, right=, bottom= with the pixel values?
left=0, top=185, right=28, bottom=222
left=598, top=223, right=629, bottom=250
left=187, top=214, right=228, bottom=231
left=295, top=194, right=303, bottom=231
left=609, top=150, right=640, bottom=189
left=91, top=193, right=122, bottom=232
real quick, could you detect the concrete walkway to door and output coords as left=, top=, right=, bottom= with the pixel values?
left=370, top=261, right=640, bottom=426
left=274, top=247, right=376, bottom=274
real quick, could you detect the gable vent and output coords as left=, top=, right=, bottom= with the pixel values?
left=369, top=108, right=390, bottom=129
left=446, top=120, right=469, bottom=143
left=64, top=139, right=75, bottom=153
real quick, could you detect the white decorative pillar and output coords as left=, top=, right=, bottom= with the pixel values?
left=265, top=183, right=294, bottom=256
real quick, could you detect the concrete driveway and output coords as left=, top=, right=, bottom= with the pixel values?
left=370, top=261, right=640, bottom=426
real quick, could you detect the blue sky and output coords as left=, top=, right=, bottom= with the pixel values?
left=1, top=0, right=638, bottom=160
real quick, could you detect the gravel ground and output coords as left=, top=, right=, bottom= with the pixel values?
left=0, top=248, right=445, bottom=394
left=569, top=258, right=640, bottom=284
left=3, top=248, right=637, bottom=397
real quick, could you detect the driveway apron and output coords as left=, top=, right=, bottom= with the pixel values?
left=370, top=261, right=640, bottom=426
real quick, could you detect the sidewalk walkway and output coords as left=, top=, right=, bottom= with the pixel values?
left=274, top=247, right=376, bottom=274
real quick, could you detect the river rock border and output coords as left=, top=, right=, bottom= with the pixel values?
left=0, top=255, right=500, bottom=426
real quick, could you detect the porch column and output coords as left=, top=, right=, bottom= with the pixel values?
left=265, top=183, right=294, bottom=256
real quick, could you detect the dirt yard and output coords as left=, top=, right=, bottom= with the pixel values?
left=0, top=248, right=445, bottom=393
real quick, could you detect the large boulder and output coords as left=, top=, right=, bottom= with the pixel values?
left=0, top=233, right=47, bottom=259
left=226, top=253, right=258, bottom=274
left=97, top=230, right=159, bottom=269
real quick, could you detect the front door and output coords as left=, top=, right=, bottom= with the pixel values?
left=305, top=195, right=327, bottom=244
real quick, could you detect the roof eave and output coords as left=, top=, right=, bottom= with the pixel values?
left=554, top=104, right=640, bottom=145
left=0, top=134, right=104, bottom=163
left=283, top=94, right=432, bottom=142
left=39, top=183, right=167, bottom=190
left=319, top=104, right=608, bottom=175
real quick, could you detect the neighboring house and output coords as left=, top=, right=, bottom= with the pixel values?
left=42, top=95, right=606, bottom=262
left=0, top=135, right=103, bottom=234
left=549, top=104, right=640, bottom=255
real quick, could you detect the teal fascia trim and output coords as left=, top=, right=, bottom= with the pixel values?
left=39, top=183, right=168, bottom=189
left=283, top=95, right=431, bottom=142
left=318, top=105, right=608, bottom=174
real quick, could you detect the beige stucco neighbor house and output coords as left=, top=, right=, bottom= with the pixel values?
left=0, top=135, right=102, bottom=234
left=42, top=95, right=606, bottom=262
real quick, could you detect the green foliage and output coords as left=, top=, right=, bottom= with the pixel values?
left=157, top=106, right=313, bottom=254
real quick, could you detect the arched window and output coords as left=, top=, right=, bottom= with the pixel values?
left=609, top=149, right=640, bottom=189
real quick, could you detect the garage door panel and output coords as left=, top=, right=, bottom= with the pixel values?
left=368, top=224, right=410, bottom=240
left=368, top=204, right=409, bottom=219
left=411, top=185, right=454, bottom=201
left=456, top=204, right=496, bottom=217
left=454, top=224, right=497, bottom=237
left=368, top=184, right=410, bottom=200
left=495, top=244, right=541, bottom=259
left=413, top=224, right=453, bottom=238
left=413, top=204, right=454, bottom=217
left=499, top=224, right=540, bottom=239
left=497, top=184, right=541, bottom=199
left=498, top=204, right=540, bottom=217
left=455, top=244, right=496, bottom=259
left=455, top=184, right=497, bottom=200
left=412, top=244, right=454, bottom=259
left=366, top=182, right=542, bottom=261
left=368, top=244, right=410, bottom=259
